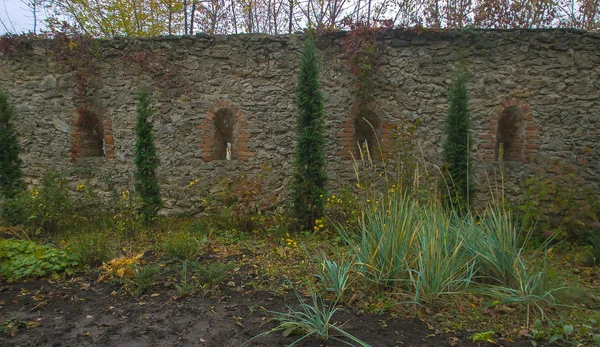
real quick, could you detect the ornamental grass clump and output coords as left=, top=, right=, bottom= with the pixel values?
left=410, top=207, right=475, bottom=305
left=337, top=192, right=476, bottom=305
left=335, top=188, right=558, bottom=312
left=246, top=282, right=370, bottom=346
left=469, top=205, right=558, bottom=325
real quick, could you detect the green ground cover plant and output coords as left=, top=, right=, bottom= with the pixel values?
left=0, top=239, right=78, bottom=281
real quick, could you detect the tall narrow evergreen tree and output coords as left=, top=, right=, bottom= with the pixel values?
left=442, top=68, right=474, bottom=210
left=134, top=88, right=162, bottom=222
left=0, top=92, right=24, bottom=201
left=291, top=34, right=327, bottom=231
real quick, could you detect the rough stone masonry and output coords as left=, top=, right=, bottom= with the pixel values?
left=0, top=29, right=599, bottom=214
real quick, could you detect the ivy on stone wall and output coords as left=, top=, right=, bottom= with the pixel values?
left=343, top=19, right=392, bottom=104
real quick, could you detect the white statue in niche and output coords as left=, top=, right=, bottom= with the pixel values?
left=102, top=138, right=107, bottom=157
left=226, top=142, right=232, bottom=160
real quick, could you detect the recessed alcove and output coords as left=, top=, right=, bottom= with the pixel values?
left=213, top=108, right=236, bottom=160
left=71, top=110, right=115, bottom=160
left=354, top=111, right=382, bottom=155
left=496, top=106, right=525, bottom=161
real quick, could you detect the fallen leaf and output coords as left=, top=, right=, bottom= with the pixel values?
left=86, top=315, right=93, bottom=319
left=150, top=293, right=160, bottom=297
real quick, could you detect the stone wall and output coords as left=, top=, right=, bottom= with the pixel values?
left=1, top=29, right=599, bottom=214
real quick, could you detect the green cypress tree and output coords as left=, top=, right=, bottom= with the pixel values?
left=291, top=34, right=327, bottom=231
left=134, top=88, right=162, bottom=223
left=442, top=68, right=474, bottom=210
left=0, top=92, right=24, bottom=200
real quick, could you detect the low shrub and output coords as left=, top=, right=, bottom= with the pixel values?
left=173, top=260, right=234, bottom=297
left=127, top=265, right=161, bottom=296
left=7, top=171, right=72, bottom=237
left=520, top=158, right=598, bottom=240
left=2, top=171, right=105, bottom=239
left=192, top=165, right=278, bottom=233
left=66, top=229, right=120, bottom=266
left=0, top=239, right=78, bottom=281
left=162, top=231, right=205, bottom=260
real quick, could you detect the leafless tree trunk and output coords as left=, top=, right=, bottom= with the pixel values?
left=184, top=0, right=188, bottom=34
left=190, top=0, right=197, bottom=34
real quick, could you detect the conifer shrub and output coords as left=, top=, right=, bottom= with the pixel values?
left=134, top=88, right=162, bottom=223
left=0, top=91, right=25, bottom=223
left=291, top=34, right=327, bottom=231
left=442, top=68, right=474, bottom=211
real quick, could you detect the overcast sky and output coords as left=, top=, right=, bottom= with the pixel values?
left=0, top=0, right=46, bottom=35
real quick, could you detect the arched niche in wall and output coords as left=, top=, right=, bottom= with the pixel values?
left=355, top=110, right=382, bottom=156
left=478, top=99, right=541, bottom=163
left=70, top=109, right=114, bottom=160
left=336, top=103, right=392, bottom=160
left=196, top=99, right=254, bottom=162
left=213, top=108, right=236, bottom=160
left=496, top=106, right=524, bottom=161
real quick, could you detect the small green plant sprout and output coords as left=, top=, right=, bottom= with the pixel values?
left=245, top=282, right=371, bottom=346
left=127, top=265, right=161, bottom=296
left=470, top=330, right=495, bottom=344
left=525, top=319, right=545, bottom=344
left=315, top=255, right=353, bottom=300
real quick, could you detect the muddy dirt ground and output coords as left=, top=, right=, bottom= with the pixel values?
left=0, top=273, right=540, bottom=347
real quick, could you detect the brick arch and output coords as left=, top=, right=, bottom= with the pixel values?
left=195, top=99, right=253, bottom=162
left=336, top=103, right=394, bottom=160
left=70, top=109, right=114, bottom=161
left=479, top=99, right=541, bottom=163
